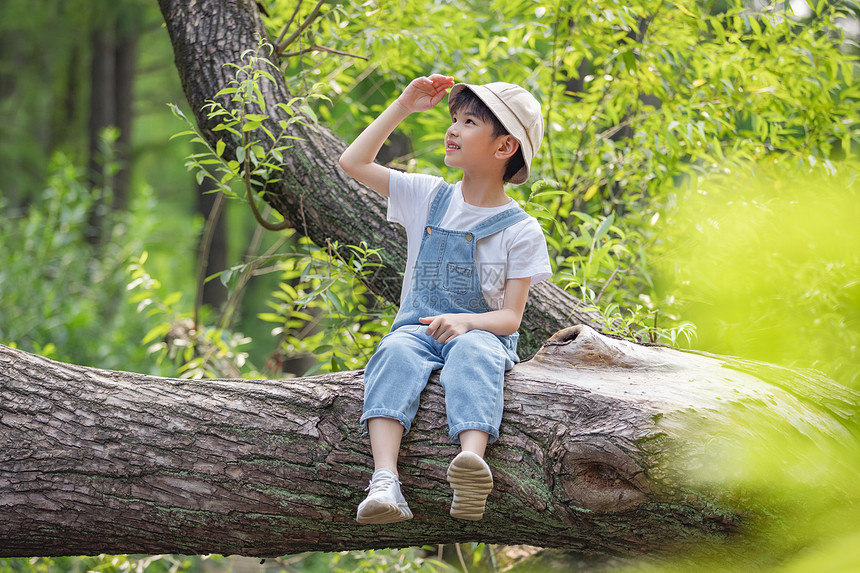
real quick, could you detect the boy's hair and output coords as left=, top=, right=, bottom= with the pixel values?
left=448, top=87, right=526, bottom=184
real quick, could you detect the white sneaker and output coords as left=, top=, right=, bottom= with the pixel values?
left=356, top=469, right=414, bottom=524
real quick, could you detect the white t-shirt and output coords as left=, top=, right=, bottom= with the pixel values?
left=388, top=170, right=552, bottom=310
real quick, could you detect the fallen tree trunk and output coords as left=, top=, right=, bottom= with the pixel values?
left=155, top=0, right=605, bottom=357
left=1, top=326, right=854, bottom=558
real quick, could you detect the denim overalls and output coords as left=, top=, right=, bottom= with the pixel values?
left=361, top=183, right=529, bottom=444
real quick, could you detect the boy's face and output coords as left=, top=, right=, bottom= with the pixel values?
left=444, top=109, right=510, bottom=175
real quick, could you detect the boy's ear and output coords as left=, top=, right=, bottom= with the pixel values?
left=495, top=135, right=520, bottom=161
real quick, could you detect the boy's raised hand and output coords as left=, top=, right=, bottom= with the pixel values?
left=396, top=75, right=456, bottom=114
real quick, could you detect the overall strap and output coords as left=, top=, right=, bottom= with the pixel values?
left=470, top=205, right=530, bottom=240
left=425, top=182, right=456, bottom=227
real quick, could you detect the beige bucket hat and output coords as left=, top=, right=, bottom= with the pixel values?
left=448, top=82, right=544, bottom=184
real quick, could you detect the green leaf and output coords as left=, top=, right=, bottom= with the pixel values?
left=593, top=213, right=616, bottom=245
left=258, top=312, right=284, bottom=323
left=169, top=130, right=196, bottom=141
left=300, top=104, right=318, bottom=124
left=142, top=323, right=171, bottom=345
left=163, top=291, right=183, bottom=307
left=254, top=70, right=276, bottom=84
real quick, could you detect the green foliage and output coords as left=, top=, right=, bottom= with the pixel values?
left=0, top=0, right=150, bottom=208
left=0, top=555, right=223, bottom=573
left=526, top=179, right=696, bottom=345
left=326, top=548, right=454, bottom=572
left=168, top=36, right=324, bottom=208
left=525, top=0, right=857, bottom=345
left=258, top=235, right=395, bottom=375
left=0, top=551, right=459, bottom=573
left=0, top=150, right=157, bottom=371
left=126, top=251, right=258, bottom=379
left=628, top=157, right=860, bottom=572
left=278, top=0, right=858, bottom=347
left=656, top=159, right=860, bottom=388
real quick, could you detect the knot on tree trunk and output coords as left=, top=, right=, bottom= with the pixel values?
left=548, top=435, right=650, bottom=514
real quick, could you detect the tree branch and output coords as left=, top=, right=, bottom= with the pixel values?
left=280, top=44, right=369, bottom=61
left=274, top=0, right=304, bottom=47
left=276, top=0, right=326, bottom=53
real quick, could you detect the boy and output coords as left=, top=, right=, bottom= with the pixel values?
left=339, top=74, right=551, bottom=524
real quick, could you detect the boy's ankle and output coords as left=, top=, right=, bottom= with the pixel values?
left=373, top=467, right=398, bottom=479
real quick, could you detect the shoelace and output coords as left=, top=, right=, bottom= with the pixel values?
left=365, top=472, right=399, bottom=494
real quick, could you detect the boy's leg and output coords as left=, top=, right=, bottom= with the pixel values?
left=356, top=468, right=412, bottom=524
left=357, top=419, right=413, bottom=524
left=439, top=330, right=512, bottom=520
left=439, top=329, right=511, bottom=443
left=357, top=458, right=413, bottom=524
left=368, top=417, right=405, bottom=475
left=458, top=429, right=489, bottom=458
left=360, top=326, right=443, bottom=437
left=357, top=327, right=443, bottom=524
left=358, top=418, right=414, bottom=525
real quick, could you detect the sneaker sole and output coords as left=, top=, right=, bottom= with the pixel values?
left=447, top=451, right=493, bottom=521
left=356, top=499, right=413, bottom=525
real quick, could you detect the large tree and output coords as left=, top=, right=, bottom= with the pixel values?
left=1, top=326, right=854, bottom=558
left=1, top=0, right=856, bottom=562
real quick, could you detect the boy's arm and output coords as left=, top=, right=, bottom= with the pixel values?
left=338, top=74, right=455, bottom=197
left=419, top=277, right=531, bottom=343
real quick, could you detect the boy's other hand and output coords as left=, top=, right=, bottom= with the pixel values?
left=396, top=75, right=456, bottom=114
left=419, top=313, right=472, bottom=343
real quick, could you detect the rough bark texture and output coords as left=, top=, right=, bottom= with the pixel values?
left=1, top=327, right=854, bottom=558
left=156, top=0, right=605, bottom=357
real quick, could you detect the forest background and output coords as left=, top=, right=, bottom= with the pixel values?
left=1, top=0, right=858, bottom=571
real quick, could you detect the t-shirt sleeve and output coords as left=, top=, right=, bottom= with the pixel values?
left=387, top=170, right=445, bottom=229
left=506, top=217, right=553, bottom=285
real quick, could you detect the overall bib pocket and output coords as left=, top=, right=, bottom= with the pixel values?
left=443, top=263, right=472, bottom=294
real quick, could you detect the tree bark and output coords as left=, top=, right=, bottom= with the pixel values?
left=155, top=0, right=605, bottom=358
left=1, top=327, right=854, bottom=558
